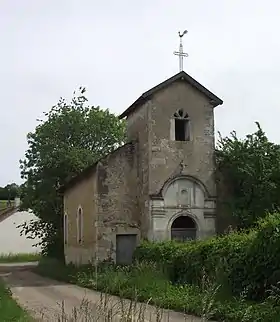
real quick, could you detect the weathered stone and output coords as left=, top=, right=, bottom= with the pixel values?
left=151, top=157, right=166, bottom=165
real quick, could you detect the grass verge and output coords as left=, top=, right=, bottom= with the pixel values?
left=0, top=252, right=41, bottom=263
left=0, top=279, right=31, bottom=321
left=35, top=258, right=280, bottom=322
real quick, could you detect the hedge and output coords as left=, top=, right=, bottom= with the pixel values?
left=134, top=212, right=280, bottom=301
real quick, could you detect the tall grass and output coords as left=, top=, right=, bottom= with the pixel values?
left=1, top=276, right=179, bottom=322
left=35, top=258, right=280, bottom=321
left=35, top=292, right=197, bottom=322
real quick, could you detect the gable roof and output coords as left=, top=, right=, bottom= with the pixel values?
left=119, top=71, right=223, bottom=119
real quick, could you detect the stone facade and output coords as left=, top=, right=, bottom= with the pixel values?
left=126, top=79, right=218, bottom=241
left=62, top=71, right=223, bottom=265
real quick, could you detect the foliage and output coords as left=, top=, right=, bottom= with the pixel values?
left=240, top=213, right=280, bottom=300
left=216, top=122, right=280, bottom=229
left=35, top=258, right=280, bottom=322
left=0, top=280, right=30, bottom=321
left=0, top=183, right=21, bottom=200
left=133, top=240, right=195, bottom=280
left=135, top=213, right=280, bottom=303
left=19, top=87, right=126, bottom=259
left=133, top=240, right=188, bottom=266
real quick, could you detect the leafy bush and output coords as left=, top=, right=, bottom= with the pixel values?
left=237, top=213, right=280, bottom=300
left=134, top=240, right=193, bottom=280
left=135, top=213, right=280, bottom=302
left=216, top=122, right=280, bottom=229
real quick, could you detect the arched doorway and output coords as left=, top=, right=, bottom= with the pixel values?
left=171, top=215, right=197, bottom=241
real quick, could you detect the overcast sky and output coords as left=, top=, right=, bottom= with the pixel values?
left=0, top=0, right=279, bottom=186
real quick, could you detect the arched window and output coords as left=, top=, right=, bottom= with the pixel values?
left=77, top=206, right=83, bottom=245
left=64, top=212, right=68, bottom=245
left=173, top=109, right=190, bottom=141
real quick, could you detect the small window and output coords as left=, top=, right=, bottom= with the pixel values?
left=77, top=206, right=83, bottom=245
left=173, top=109, right=190, bottom=141
left=64, top=213, right=68, bottom=245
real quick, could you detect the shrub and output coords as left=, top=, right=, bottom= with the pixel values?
left=216, top=122, right=280, bottom=229
left=134, top=240, right=197, bottom=281
left=134, top=212, right=280, bottom=302
left=236, top=213, right=280, bottom=300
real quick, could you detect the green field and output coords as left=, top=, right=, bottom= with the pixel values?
left=0, top=200, right=14, bottom=210
left=0, top=252, right=41, bottom=263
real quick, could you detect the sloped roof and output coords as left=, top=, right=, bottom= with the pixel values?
left=119, top=71, right=223, bottom=119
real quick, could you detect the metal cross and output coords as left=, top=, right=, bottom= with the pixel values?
left=173, top=30, right=189, bottom=72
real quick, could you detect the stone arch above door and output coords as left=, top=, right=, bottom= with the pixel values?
left=162, top=176, right=206, bottom=208
left=149, top=176, right=216, bottom=242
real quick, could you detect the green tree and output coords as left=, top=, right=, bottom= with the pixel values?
left=0, top=183, right=20, bottom=200
left=216, top=122, right=280, bottom=229
left=19, top=87, right=126, bottom=259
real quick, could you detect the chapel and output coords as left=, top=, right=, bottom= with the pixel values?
left=61, top=69, right=223, bottom=265
left=61, top=31, right=223, bottom=265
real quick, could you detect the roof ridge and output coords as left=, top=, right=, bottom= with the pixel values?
left=119, top=71, right=223, bottom=119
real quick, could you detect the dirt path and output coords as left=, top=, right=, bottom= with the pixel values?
left=0, top=264, right=205, bottom=322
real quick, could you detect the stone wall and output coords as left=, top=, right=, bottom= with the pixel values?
left=126, top=102, right=151, bottom=239
left=95, top=141, right=141, bottom=262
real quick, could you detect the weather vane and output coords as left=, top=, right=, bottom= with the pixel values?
left=173, top=30, right=189, bottom=72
